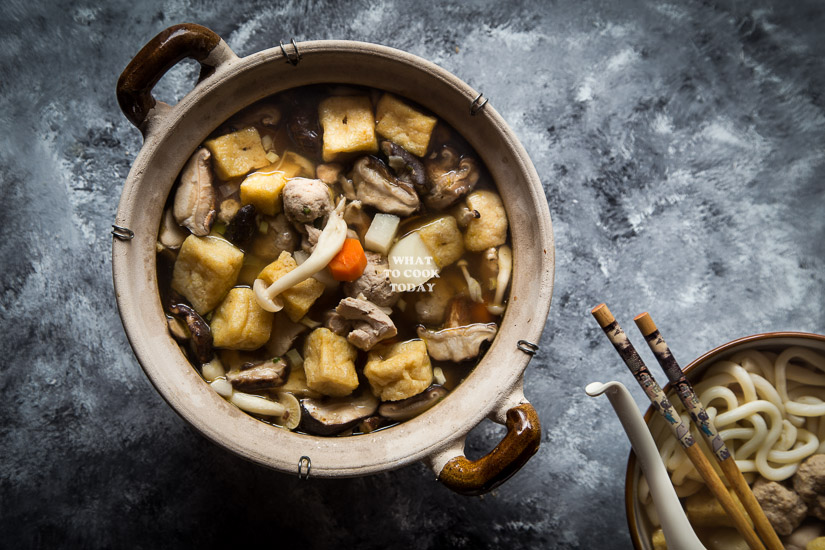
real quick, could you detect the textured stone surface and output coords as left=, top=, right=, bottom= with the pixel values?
left=2, top=0, right=824, bottom=548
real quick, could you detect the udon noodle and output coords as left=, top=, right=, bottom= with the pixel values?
left=639, top=346, right=825, bottom=545
left=656, top=347, right=825, bottom=491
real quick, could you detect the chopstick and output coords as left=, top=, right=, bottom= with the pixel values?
left=634, top=312, right=783, bottom=550
left=591, top=304, right=766, bottom=550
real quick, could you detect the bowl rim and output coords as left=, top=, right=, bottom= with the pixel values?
left=624, top=330, right=825, bottom=549
left=113, top=39, right=555, bottom=477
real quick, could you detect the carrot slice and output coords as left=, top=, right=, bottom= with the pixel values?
left=328, top=238, right=368, bottom=282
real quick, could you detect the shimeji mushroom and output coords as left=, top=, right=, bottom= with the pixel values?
left=253, top=200, right=348, bottom=312
left=487, top=244, right=512, bottom=316
left=229, top=392, right=286, bottom=417
left=457, top=259, right=483, bottom=303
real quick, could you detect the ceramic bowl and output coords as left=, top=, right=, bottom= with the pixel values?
left=112, top=24, right=555, bottom=493
left=625, top=331, right=825, bottom=548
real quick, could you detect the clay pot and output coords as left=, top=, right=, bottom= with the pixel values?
left=625, top=332, right=825, bottom=548
left=113, top=24, right=554, bottom=494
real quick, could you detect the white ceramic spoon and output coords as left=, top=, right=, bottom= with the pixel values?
left=586, top=380, right=705, bottom=550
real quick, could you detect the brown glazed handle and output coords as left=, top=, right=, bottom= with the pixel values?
left=116, top=23, right=223, bottom=128
left=438, top=403, right=541, bottom=496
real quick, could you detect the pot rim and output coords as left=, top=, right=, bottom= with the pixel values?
left=113, top=38, right=555, bottom=477
left=624, top=330, right=825, bottom=549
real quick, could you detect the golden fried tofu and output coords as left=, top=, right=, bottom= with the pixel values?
left=279, top=363, right=322, bottom=398
left=364, top=339, right=433, bottom=401
left=210, top=287, right=274, bottom=350
left=416, top=215, right=464, bottom=268
left=204, top=127, right=269, bottom=180
left=651, top=529, right=666, bottom=550
left=171, top=235, right=244, bottom=314
left=302, top=328, right=358, bottom=396
left=318, top=96, right=378, bottom=162
left=686, top=488, right=750, bottom=528
left=375, top=93, right=437, bottom=157
left=807, top=537, right=825, bottom=550
left=463, top=190, right=508, bottom=252
left=279, top=151, right=315, bottom=178
left=239, top=168, right=287, bottom=216
left=257, top=251, right=325, bottom=322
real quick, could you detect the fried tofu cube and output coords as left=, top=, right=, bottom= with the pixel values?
left=364, top=339, right=433, bottom=401
left=375, top=94, right=437, bottom=157
left=318, top=96, right=378, bottom=162
left=204, top=127, right=269, bottom=180
left=279, top=151, right=315, bottom=178
left=279, top=363, right=322, bottom=398
left=240, top=168, right=287, bottom=216
left=463, top=190, right=508, bottom=252
left=171, top=235, right=244, bottom=314
left=651, top=529, right=667, bottom=550
left=416, top=215, right=464, bottom=268
left=302, top=328, right=358, bottom=396
left=686, top=488, right=750, bottom=528
left=210, top=287, right=274, bottom=350
left=257, top=251, right=325, bottom=322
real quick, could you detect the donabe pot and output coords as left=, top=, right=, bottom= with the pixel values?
left=113, top=24, right=554, bottom=494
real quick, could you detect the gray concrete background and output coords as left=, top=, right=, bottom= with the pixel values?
left=1, top=0, right=824, bottom=548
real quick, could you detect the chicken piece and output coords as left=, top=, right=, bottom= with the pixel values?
left=210, top=287, right=274, bottom=350
left=424, top=146, right=479, bottom=210
left=375, top=94, right=437, bottom=157
left=325, top=297, right=397, bottom=351
left=752, top=477, right=808, bottom=536
left=364, top=339, right=433, bottom=401
left=264, top=311, right=307, bottom=357
left=316, top=163, right=343, bottom=185
left=173, top=148, right=216, bottom=236
left=417, top=323, right=497, bottom=362
left=282, top=177, right=333, bottom=225
left=463, top=190, right=508, bottom=252
left=171, top=235, right=244, bottom=314
left=793, top=454, right=825, bottom=520
left=250, top=214, right=299, bottom=261
left=343, top=200, right=372, bottom=241
left=226, top=357, right=289, bottom=392
left=302, top=328, right=359, bottom=397
left=350, top=156, right=419, bottom=216
left=343, top=251, right=399, bottom=308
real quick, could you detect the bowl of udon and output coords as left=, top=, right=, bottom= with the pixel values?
left=112, top=24, right=554, bottom=493
left=626, top=332, right=825, bottom=549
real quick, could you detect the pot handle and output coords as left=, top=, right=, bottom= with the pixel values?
left=116, top=23, right=235, bottom=129
left=435, top=400, right=541, bottom=496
